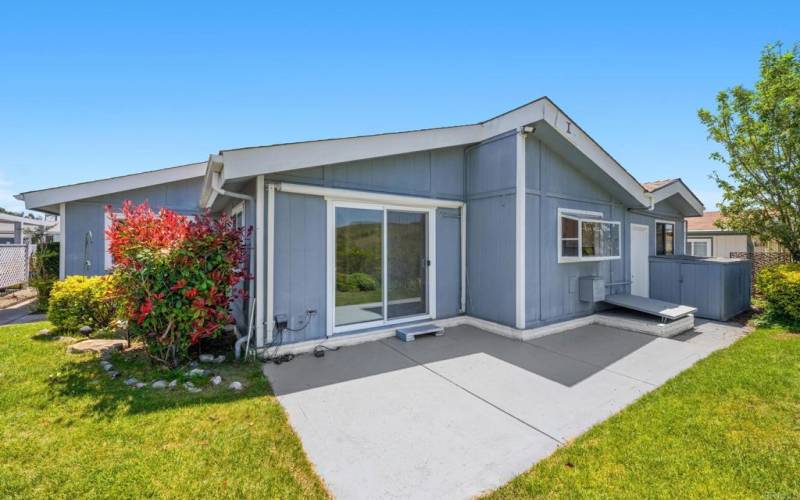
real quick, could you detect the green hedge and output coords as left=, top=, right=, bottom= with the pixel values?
left=48, top=275, right=117, bottom=333
left=755, top=263, right=800, bottom=323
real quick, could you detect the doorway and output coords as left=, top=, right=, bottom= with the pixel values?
left=329, top=202, right=434, bottom=334
left=630, top=223, right=650, bottom=297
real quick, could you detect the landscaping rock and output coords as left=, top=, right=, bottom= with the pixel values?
left=100, top=361, right=113, bottom=371
left=213, top=355, right=226, bottom=364
left=189, top=361, right=199, bottom=368
left=67, top=339, right=126, bottom=355
left=124, top=377, right=139, bottom=386
left=228, top=381, right=243, bottom=391
left=36, top=328, right=50, bottom=336
left=108, top=371, right=120, bottom=379
left=184, top=381, right=202, bottom=393
left=151, top=380, right=168, bottom=389
left=79, top=326, right=93, bottom=335
left=188, top=368, right=207, bottom=377
left=135, top=382, right=146, bottom=389
left=210, top=375, right=222, bottom=386
left=168, top=379, right=178, bottom=388
left=198, top=354, right=215, bottom=363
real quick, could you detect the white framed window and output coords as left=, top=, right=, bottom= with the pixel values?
left=104, top=211, right=124, bottom=271
left=231, top=201, right=245, bottom=229
left=687, top=238, right=712, bottom=257
left=655, top=220, right=675, bottom=256
left=557, top=208, right=621, bottom=263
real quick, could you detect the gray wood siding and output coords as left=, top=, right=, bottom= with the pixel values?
left=436, top=208, right=462, bottom=319
left=525, top=137, right=627, bottom=327
left=465, top=132, right=517, bottom=326
left=273, top=192, right=327, bottom=343
left=64, top=176, right=203, bottom=276
left=267, top=146, right=465, bottom=200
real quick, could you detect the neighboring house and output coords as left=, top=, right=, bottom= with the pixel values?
left=16, top=97, right=705, bottom=349
left=685, top=211, right=783, bottom=258
left=0, top=213, right=59, bottom=245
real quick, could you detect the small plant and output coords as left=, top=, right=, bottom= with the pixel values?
left=336, top=272, right=378, bottom=292
left=27, top=226, right=59, bottom=312
left=755, top=263, right=800, bottom=325
left=48, top=275, right=116, bottom=332
left=107, top=201, right=249, bottom=367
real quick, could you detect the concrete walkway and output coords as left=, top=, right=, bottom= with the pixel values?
left=0, top=299, right=44, bottom=325
left=264, top=320, right=747, bottom=500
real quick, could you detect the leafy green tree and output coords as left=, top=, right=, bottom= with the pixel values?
left=698, top=42, right=800, bottom=260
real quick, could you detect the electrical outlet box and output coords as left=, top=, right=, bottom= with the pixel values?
left=274, top=314, right=288, bottom=331
left=578, top=276, right=605, bottom=303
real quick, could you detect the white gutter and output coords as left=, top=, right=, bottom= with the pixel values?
left=208, top=166, right=259, bottom=358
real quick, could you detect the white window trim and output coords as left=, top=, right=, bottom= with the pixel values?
left=687, top=237, right=712, bottom=257
left=231, top=201, right=245, bottom=228
left=104, top=211, right=124, bottom=271
left=655, top=219, right=676, bottom=256
left=327, top=199, right=437, bottom=336
left=557, top=208, right=622, bottom=263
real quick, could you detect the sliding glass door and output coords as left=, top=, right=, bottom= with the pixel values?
left=334, top=207, right=384, bottom=327
left=387, top=210, right=427, bottom=319
left=333, top=203, right=431, bottom=332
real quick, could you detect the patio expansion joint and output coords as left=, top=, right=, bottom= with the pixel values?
left=378, top=339, right=566, bottom=446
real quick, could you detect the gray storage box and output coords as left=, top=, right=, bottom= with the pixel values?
left=649, top=255, right=751, bottom=321
left=579, top=276, right=606, bottom=303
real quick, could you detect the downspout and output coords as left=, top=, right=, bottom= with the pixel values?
left=210, top=171, right=257, bottom=360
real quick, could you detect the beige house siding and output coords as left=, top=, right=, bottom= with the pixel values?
left=711, top=234, right=749, bottom=258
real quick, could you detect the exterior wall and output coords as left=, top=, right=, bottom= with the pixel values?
left=63, top=177, right=204, bottom=276
left=465, top=132, right=517, bottom=326
left=525, top=137, right=627, bottom=327
left=266, top=149, right=466, bottom=343
left=712, top=234, right=749, bottom=258
left=0, top=222, right=19, bottom=244
left=273, top=192, right=327, bottom=343
left=266, top=146, right=465, bottom=200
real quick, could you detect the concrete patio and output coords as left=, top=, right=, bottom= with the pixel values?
left=263, top=319, right=747, bottom=500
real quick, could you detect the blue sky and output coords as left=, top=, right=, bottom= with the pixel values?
left=1, top=1, right=798, bottom=213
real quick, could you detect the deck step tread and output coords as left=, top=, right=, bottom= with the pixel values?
left=396, top=324, right=445, bottom=342
left=603, top=294, right=697, bottom=320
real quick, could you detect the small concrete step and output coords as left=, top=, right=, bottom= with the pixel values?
left=396, top=324, right=444, bottom=342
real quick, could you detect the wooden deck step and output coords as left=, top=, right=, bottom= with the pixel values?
left=603, top=294, right=697, bottom=321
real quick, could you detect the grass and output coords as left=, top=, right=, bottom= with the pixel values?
left=0, top=321, right=328, bottom=499
left=487, top=325, right=800, bottom=499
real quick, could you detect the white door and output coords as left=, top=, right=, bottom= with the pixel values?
left=630, top=224, right=649, bottom=297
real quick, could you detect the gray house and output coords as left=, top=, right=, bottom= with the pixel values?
left=16, top=97, right=706, bottom=350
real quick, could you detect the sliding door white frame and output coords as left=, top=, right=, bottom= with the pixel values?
left=326, top=199, right=437, bottom=336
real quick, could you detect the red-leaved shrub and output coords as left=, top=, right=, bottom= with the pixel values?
left=107, top=201, right=250, bottom=366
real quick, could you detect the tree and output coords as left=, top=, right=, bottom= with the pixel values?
left=698, top=42, right=800, bottom=260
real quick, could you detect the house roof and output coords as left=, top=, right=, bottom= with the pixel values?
left=205, top=97, right=652, bottom=209
left=641, top=178, right=705, bottom=217
left=15, top=162, right=206, bottom=214
left=18, top=97, right=704, bottom=218
left=642, top=179, right=676, bottom=192
left=687, top=211, right=724, bottom=231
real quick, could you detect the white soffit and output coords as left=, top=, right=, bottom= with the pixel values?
left=649, top=180, right=705, bottom=216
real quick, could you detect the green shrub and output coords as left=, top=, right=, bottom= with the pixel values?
left=29, top=241, right=60, bottom=313
left=756, top=263, right=800, bottom=323
left=336, top=272, right=378, bottom=292
left=48, top=275, right=117, bottom=333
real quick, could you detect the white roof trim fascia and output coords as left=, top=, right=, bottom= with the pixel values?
left=220, top=124, right=484, bottom=181
left=649, top=180, right=705, bottom=216
left=18, top=162, right=207, bottom=210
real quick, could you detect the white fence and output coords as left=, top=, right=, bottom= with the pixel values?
left=0, top=245, right=30, bottom=289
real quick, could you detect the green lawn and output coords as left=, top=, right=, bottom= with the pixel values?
left=488, top=326, right=800, bottom=498
left=0, top=321, right=328, bottom=499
